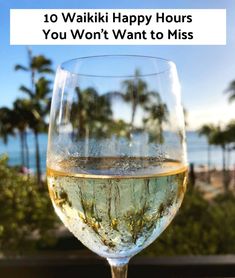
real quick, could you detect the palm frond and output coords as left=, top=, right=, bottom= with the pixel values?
left=19, top=86, right=34, bottom=98
left=105, top=91, right=124, bottom=100
left=31, top=55, right=52, bottom=69
left=225, top=80, right=235, bottom=103
left=35, top=77, right=51, bottom=99
left=229, top=94, right=235, bottom=103
left=14, top=64, right=29, bottom=71
left=38, top=68, right=54, bottom=74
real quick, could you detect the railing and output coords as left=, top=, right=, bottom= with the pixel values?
left=1, top=251, right=235, bottom=277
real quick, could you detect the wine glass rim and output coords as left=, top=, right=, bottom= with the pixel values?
left=60, top=54, right=174, bottom=78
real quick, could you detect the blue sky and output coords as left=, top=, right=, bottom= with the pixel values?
left=1, top=0, right=235, bottom=130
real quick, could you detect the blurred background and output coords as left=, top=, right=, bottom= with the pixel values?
left=1, top=0, right=235, bottom=258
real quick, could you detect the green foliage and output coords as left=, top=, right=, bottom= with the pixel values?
left=142, top=187, right=235, bottom=256
left=1, top=153, right=235, bottom=256
left=0, top=155, right=58, bottom=255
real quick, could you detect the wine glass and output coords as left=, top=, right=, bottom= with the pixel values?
left=47, top=55, right=187, bottom=278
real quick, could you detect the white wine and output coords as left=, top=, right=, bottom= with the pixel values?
left=47, top=157, right=187, bottom=259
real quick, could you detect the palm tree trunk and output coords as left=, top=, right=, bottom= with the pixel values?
left=28, top=47, right=35, bottom=91
left=159, top=121, right=163, bottom=144
left=226, top=146, right=231, bottom=171
left=19, top=132, right=25, bottom=166
left=207, top=144, right=211, bottom=183
left=226, top=146, right=231, bottom=190
left=24, top=131, right=30, bottom=170
left=34, top=130, right=41, bottom=185
left=222, top=146, right=227, bottom=191
left=78, top=110, right=86, bottom=138
left=131, top=103, right=137, bottom=129
left=85, top=125, right=89, bottom=156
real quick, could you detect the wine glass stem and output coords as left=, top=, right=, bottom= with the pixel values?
left=110, top=264, right=128, bottom=278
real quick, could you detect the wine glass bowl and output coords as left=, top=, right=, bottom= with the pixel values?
left=47, top=55, right=187, bottom=276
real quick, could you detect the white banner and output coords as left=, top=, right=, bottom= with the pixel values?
left=10, top=9, right=226, bottom=45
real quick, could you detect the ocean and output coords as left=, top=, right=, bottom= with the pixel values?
left=0, top=131, right=234, bottom=172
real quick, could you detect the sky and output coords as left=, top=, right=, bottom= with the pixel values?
left=0, top=0, right=235, bottom=130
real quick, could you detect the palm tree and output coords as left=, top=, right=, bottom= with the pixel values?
left=210, top=126, right=230, bottom=190
left=0, top=105, right=30, bottom=169
left=15, top=49, right=53, bottom=184
left=143, top=94, right=169, bottom=144
left=225, top=80, right=235, bottom=103
left=0, top=107, right=15, bottom=145
left=13, top=99, right=31, bottom=170
left=122, top=69, right=149, bottom=127
left=224, top=120, right=235, bottom=171
left=19, top=78, right=51, bottom=184
left=72, top=87, right=113, bottom=139
left=225, top=120, right=235, bottom=142
left=198, top=124, right=215, bottom=183
left=15, top=48, right=53, bottom=93
left=107, top=69, right=158, bottom=129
